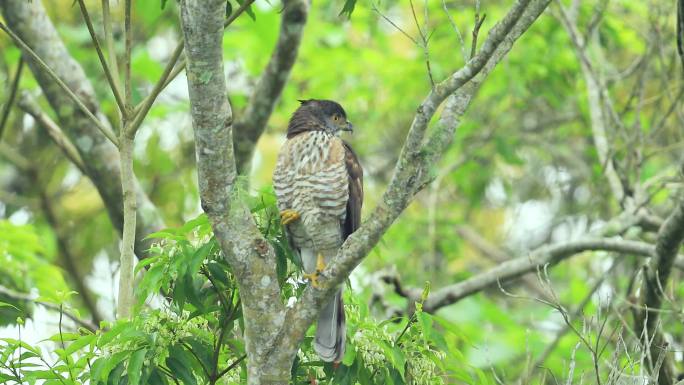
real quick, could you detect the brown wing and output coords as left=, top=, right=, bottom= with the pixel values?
left=342, top=141, right=363, bottom=239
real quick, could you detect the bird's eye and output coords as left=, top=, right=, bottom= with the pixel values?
left=332, top=115, right=340, bottom=122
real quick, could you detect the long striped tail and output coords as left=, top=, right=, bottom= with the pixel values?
left=314, top=289, right=346, bottom=362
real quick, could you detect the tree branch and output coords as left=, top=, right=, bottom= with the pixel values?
left=635, top=198, right=684, bottom=385
left=0, top=56, right=23, bottom=141
left=557, top=3, right=628, bottom=207
left=76, top=0, right=126, bottom=117
left=232, top=0, right=309, bottom=174
left=1, top=0, right=165, bottom=259
left=131, top=0, right=256, bottom=123
left=280, top=0, right=553, bottom=359
left=0, top=284, right=97, bottom=332
left=456, top=225, right=550, bottom=298
left=16, top=92, right=86, bottom=173
left=0, top=21, right=119, bottom=146
left=422, top=238, right=662, bottom=312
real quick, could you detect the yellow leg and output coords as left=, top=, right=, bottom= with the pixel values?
left=303, top=253, right=326, bottom=289
left=315, top=253, right=326, bottom=272
left=280, top=209, right=300, bottom=225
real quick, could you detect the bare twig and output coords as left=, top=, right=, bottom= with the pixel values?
left=519, top=262, right=617, bottom=382
left=0, top=285, right=97, bottom=332
left=372, top=3, right=418, bottom=44
left=131, top=0, right=257, bottom=122
left=0, top=22, right=119, bottom=146
left=409, top=0, right=435, bottom=87
left=124, top=0, right=133, bottom=114
left=76, top=0, right=126, bottom=117
left=17, top=92, right=86, bottom=173
left=0, top=56, right=23, bottom=141
left=440, top=0, right=468, bottom=61
left=101, top=0, right=121, bottom=98
left=677, top=0, right=684, bottom=74
left=470, top=6, right=487, bottom=59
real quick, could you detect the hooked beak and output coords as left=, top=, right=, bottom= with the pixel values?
left=343, top=121, right=354, bottom=133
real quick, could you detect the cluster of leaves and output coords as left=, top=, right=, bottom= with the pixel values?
left=0, top=221, right=70, bottom=326
left=0, top=189, right=482, bottom=384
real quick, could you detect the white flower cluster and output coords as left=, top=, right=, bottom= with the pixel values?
left=352, top=328, right=391, bottom=372
left=139, top=310, right=209, bottom=365
left=406, top=353, right=444, bottom=385
left=296, top=348, right=325, bottom=378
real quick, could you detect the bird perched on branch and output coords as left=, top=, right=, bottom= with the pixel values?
left=273, top=99, right=363, bottom=362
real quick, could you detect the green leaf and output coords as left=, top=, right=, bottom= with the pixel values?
left=148, top=367, right=168, bottom=385
left=101, top=351, right=130, bottom=382
left=98, top=321, right=132, bottom=347
left=65, top=334, right=95, bottom=356
left=206, top=262, right=229, bottom=287
left=341, top=339, right=356, bottom=366
left=417, top=311, right=432, bottom=345
left=107, top=362, right=126, bottom=385
left=165, top=356, right=196, bottom=385
left=0, top=301, right=20, bottom=311
left=339, top=0, right=356, bottom=17
left=236, top=0, right=255, bottom=20
left=90, top=357, right=106, bottom=382
left=225, top=0, right=233, bottom=18
left=127, top=348, right=147, bottom=385
left=183, top=337, right=213, bottom=374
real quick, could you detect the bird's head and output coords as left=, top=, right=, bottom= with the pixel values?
left=287, top=99, right=353, bottom=138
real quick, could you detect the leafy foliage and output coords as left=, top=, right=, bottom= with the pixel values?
left=1, top=191, right=474, bottom=384
left=1, top=0, right=683, bottom=383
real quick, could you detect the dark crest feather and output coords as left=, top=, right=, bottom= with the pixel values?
left=287, top=99, right=347, bottom=138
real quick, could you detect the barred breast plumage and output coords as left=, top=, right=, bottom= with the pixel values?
left=273, top=130, right=349, bottom=251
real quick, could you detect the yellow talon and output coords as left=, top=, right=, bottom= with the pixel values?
left=315, top=253, right=326, bottom=272
left=303, top=253, right=326, bottom=289
left=280, top=209, right=300, bottom=225
left=303, top=271, right=321, bottom=288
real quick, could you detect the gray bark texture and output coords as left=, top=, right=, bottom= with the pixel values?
left=0, top=0, right=164, bottom=258
left=636, top=199, right=684, bottom=385
left=179, top=0, right=552, bottom=382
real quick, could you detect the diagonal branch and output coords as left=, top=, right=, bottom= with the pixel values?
left=233, top=0, right=309, bottom=173
left=0, top=56, right=23, bottom=141
left=0, top=284, right=97, bottom=332
left=130, top=0, right=257, bottom=126
left=422, top=238, right=663, bottom=312
left=557, top=3, right=628, bottom=207
left=279, top=0, right=553, bottom=359
left=635, top=198, right=684, bottom=385
left=17, top=92, right=86, bottom=173
left=0, top=21, right=119, bottom=146
left=76, top=0, right=126, bottom=117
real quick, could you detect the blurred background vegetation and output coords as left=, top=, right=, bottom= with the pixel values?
left=1, top=0, right=683, bottom=383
